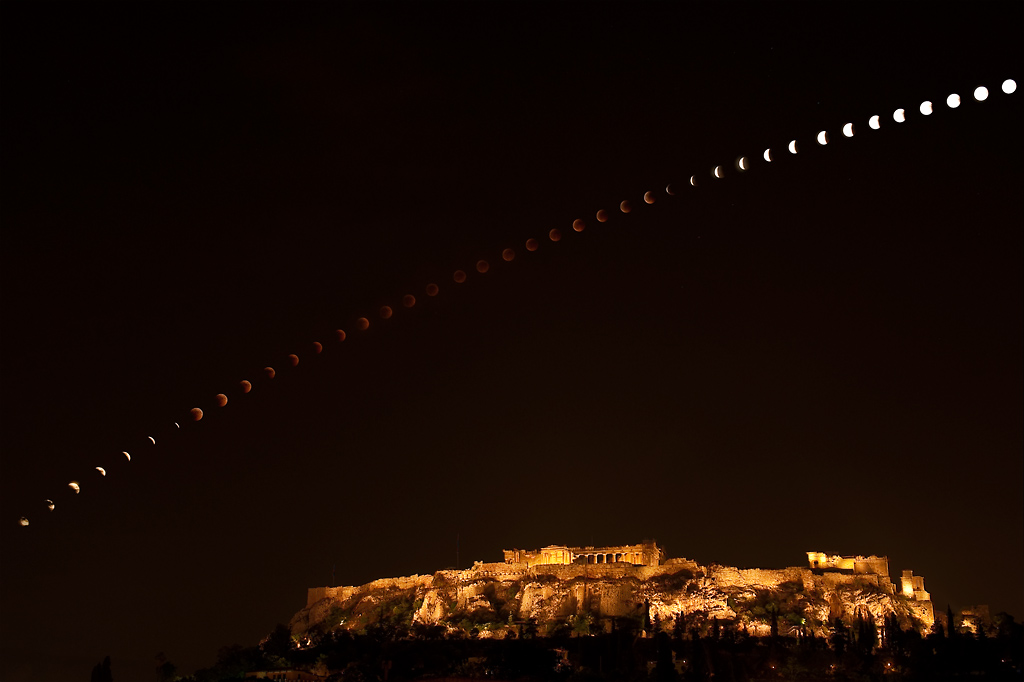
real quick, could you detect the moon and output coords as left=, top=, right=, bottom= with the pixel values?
left=946, top=93, right=960, bottom=108
left=501, top=249, right=514, bottom=262
left=426, top=283, right=440, bottom=296
left=379, top=306, right=393, bottom=318
left=453, top=270, right=466, bottom=283
left=69, top=482, right=80, bottom=494
left=737, top=157, right=748, bottom=171
left=665, top=184, right=676, bottom=195
left=572, top=218, right=586, bottom=231
left=288, top=353, right=300, bottom=366
left=596, top=209, right=609, bottom=222
left=644, top=191, right=655, bottom=204
left=619, top=200, right=631, bottom=213
left=313, top=342, right=323, bottom=353
left=47, top=499, right=55, bottom=511
left=763, top=148, right=772, bottom=162
left=96, top=467, right=106, bottom=476
left=19, top=517, right=29, bottom=526
left=919, top=101, right=933, bottom=115
left=690, top=175, right=697, bottom=186
left=123, top=451, right=131, bottom=461
left=336, top=329, right=347, bottom=342
left=174, top=422, right=180, bottom=428
left=869, top=115, right=880, bottom=129
left=788, top=140, right=798, bottom=154
left=525, top=238, right=539, bottom=251
left=215, top=393, right=228, bottom=407
left=817, top=131, right=828, bottom=145
left=713, top=166, right=723, bottom=178
left=402, top=294, right=417, bottom=307
left=355, top=317, right=370, bottom=330
left=974, top=85, right=989, bottom=101
left=148, top=436, right=156, bottom=445
left=1003, top=79, right=1017, bottom=94
left=476, top=260, right=489, bottom=272
left=191, top=407, right=204, bottom=421
left=239, top=380, right=252, bottom=394
left=843, top=123, right=854, bottom=137
left=264, top=366, right=276, bottom=378
left=893, top=108, right=905, bottom=122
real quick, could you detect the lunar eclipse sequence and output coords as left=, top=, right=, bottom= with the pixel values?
left=16, top=77, right=1017, bottom=528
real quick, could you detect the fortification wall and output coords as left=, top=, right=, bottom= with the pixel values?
left=710, top=565, right=805, bottom=590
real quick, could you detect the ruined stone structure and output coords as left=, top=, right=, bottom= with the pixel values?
left=503, top=541, right=663, bottom=567
left=806, top=551, right=891, bottom=577
left=805, top=551, right=933, bottom=625
left=901, top=569, right=931, bottom=601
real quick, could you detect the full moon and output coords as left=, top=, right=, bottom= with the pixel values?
left=843, top=123, right=854, bottom=137
left=817, top=131, right=828, bottom=145
left=788, top=140, right=798, bottom=154
left=974, top=86, right=989, bottom=101
left=946, top=93, right=960, bottom=108
left=476, top=260, right=489, bottom=272
left=191, top=407, right=204, bottom=421
left=919, top=101, right=933, bottom=115
left=869, top=115, right=880, bottom=129
left=1003, top=79, right=1017, bottom=94
left=216, top=393, right=228, bottom=407
left=426, top=283, right=440, bottom=296
left=453, top=271, right=466, bottom=283
left=894, top=108, right=905, bottom=122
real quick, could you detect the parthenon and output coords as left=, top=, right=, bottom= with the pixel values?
left=503, top=541, right=663, bottom=568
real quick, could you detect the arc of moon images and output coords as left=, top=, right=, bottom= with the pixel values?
left=19, top=76, right=1017, bottom=526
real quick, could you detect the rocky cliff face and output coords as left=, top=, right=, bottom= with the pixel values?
left=290, top=559, right=934, bottom=639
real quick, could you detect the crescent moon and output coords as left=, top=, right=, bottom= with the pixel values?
left=596, top=210, right=609, bottom=222
left=788, top=140, right=798, bottom=154
left=148, top=436, right=156, bottom=445
left=713, top=166, right=723, bottom=178
left=843, top=123, right=854, bottom=137
left=919, top=101, right=933, bottom=115
left=737, top=157, right=748, bottom=171
left=869, top=115, right=880, bottom=129
left=619, top=200, right=631, bottom=213
left=817, top=131, right=828, bottom=145
left=47, top=499, right=55, bottom=511
left=123, top=451, right=131, bottom=461
left=763, top=148, right=772, bottom=162
left=174, top=422, right=180, bottom=429
left=690, top=175, right=697, bottom=186
left=69, top=481, right=81, bottom=494
left=665, top=184, right=676, bottom=195
left=96, top=467, right=106, bottom=476
left=643, top=192, right=655, bottom=204
left=19, top=517, right=29, bottom=526
left=893, top=108, right=905, bottom=122
left=572, top=218, right=586, bottom=231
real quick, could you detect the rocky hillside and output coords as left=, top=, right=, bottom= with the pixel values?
left=290, top=559, right=934, bottom=640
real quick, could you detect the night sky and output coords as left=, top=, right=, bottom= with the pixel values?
left=1, top=3, right=1020, bottom=680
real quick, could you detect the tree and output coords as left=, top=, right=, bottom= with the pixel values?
left=263, top=623, right=295, bottom=659
left=672, top=611, right=687, bottom=641
left=90, top=656, right=113, bottom=682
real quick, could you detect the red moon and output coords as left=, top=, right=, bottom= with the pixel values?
left=402, top=294, right=416, bottom=307
left=264, top=367, right=276, bottom=379
left=313, top=342, right=322, bottom=354
left=426, top=283, right=439, bottom=296
left=215, top=393, right=228, bottom=407
left=620, top=200, right=632, bottom=213
left=572, top=219, right=585, bottom=232
left=355, top=317, right=370, bottom=331
left=596, top=209, right=609, bottom=222
left=525, top=238, right=539, bottom=251
left=288, top=354, right=299, bottom=366
left=453, top=270, right=467, bottom=283
left=502, top=248, right=515, bottom=261
left=644, top=192, right=656, bottom=204
left=548, top=229, right=561, bottom=242
left=191, top=407, right=204, bottom=421
left=336, top=329, right=347, bottom=342
left=239, top=380, right=252, bottom=393
left=476, top=260, right=489, bottom=273
left=380, top=306, right=393, bottom=319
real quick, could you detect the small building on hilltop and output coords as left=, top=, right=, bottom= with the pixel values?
left=504, top=541, right=664, bottom=567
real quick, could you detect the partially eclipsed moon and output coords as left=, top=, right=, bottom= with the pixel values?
left=191, top=407, right=204, bottom=421
left=619, top=200, right=631, bottom=213
left=403, top=294, right=417, bottom=307
left=920, top=101, right=933, bottom=115
left=123, top=451, right=131, bottom=461
left=548, top=229, right=561, bottom=242
left=817, top=131, right=828, bottom=145
left=476, top=260, right=489, bottom=273
left=148, top=436, right=156, bottom=445
left=313, top=342, right=323, bottom=354
left=379, top=306, right=393, bottom=318
left=174, top=422, right=180, bottom=428
left=596, top=210, right=609, bottom=222
left=525, top=238, right=539, bottom=251
left=264, top=366, right=276, bottom=379
left=216, top=393, right=228, bottom=407
left=894, top=109, right=905, bottom=122
left=690, top=175, right=697, bottom=186
left=355, top=317, right=370, bottom=330
left=737, top=157, right=748, bottom=171
left=501, top=249, right=514, bottom=262
left=644, top=192, right=655, bottom=204
left=788, top=140, right=798, bottom=154
left=47, top=500, right=55, bottom=510
left=288, top=354, right=300, bottom=366
left=843, top=123, right=854, bottom=137
left=713, top=166, right=723, bottom=178
left=240, top=380, right=252, bottom=393
left=572, top=218, right=586, bottom=231
left=869, top=115, right=880, bottom=129
left=19, top=517, right=29, bottom=526
left=946, top=94, right=960, bottom=108
left=69, top=482, right=80, bottom=494
left=426, top=283, right=439, bottom=296
left=453, top=271, right=466, bottom=283
left=336, top=329, right=347, bottom=342
left=763, top=149, right=772, bottom=162
left=666, top=184, right=676, bottom=195
left=96, top=467, right=106, bottom=476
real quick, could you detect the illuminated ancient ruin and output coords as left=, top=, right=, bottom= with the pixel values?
left=503, top=541, right=664, bottom=567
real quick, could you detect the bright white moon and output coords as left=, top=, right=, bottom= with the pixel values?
left=69, top=482, right=81, bottom=494
left=894, top=109, right=906, bottom=122
left=738, top=156, right=748, bottom=170
left=946, top=93, right=960, bottom=108
left=920, top=101, right=932, bottom=115
left=46, top=500, right=55, bottom=511
left=148, top=436, right=156, bottom=445
left=96, top=467, right=106, bottom=476
left=843, top=123, right=854, bottom=137
left=19, top=517, right=29, bottom=526
left=788, top=140, right=798, bottom=154
left=763, top=148, right=772, bottom=162
left=690, top=175, right=697, bottom=186
left=869, top=115, right=880, bottom=130
left=123, top=451, right=131, bottom=461
left=1003, top=79, right=1017, bottom=94
left=974, top=86, right=988, bottom=101
left=816, top=131, right=828, bottom=145
left=713, top=166, right=723, bottom=178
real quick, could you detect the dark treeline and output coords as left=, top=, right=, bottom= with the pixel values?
left=169, top=611, right=1023, bottom=682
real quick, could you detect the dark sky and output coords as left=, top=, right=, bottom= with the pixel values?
left=1, top=3, right=1020, bottom=680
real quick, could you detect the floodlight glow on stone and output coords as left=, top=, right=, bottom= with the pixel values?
left=946, top=93, right=960, bottom=108
left=974, top=86, right=989, bottom=101
left=1002, top=79, right=1017, bottom=94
